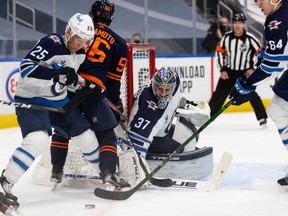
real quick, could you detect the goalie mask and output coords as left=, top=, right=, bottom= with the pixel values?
left=89, top=0, right=115, bottom=26
left=152, top=68, right=177, bottom=109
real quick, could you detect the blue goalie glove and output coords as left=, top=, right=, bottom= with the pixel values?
left=229, top=77, right=256, bottom=105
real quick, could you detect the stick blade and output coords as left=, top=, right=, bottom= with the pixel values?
left=209, top=152, right=233, bottom=188
left=94, top=188, right=135, bottom=200
left=150, top=178, right=173, bottom=187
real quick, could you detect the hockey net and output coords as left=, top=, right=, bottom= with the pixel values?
left=31, top=43, right=155, bottom=186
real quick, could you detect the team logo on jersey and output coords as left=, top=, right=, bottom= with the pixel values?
left=240, top=43, right=248, bottom=52
left=146, top=100, right=158, bottom=111
left=268, top=20, right=282, bottom=30
left=49, top=35, right=62, bottom=44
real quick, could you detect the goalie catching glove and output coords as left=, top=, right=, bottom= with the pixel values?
left=176, top=97, right=210, bottom=127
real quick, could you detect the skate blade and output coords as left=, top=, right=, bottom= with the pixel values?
left=6, top=207, right=23, bottom=216
left=51, top=182, right=59, bottom=191
left=279, top=184, right=288, bottom=192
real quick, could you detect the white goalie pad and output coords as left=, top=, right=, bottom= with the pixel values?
left=118, top=148, right=149, bottom=188
left=172, top=117, right=197, bottom=152
left=176, top=100, right=210, bottom=127
left=146, top=147, right=213, bottom=180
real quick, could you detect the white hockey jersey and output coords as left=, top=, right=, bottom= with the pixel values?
left=15, top=33, right=86, bottom=108
left=127, top=75, right=181, bottom=155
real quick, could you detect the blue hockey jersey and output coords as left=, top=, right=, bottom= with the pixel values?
left=246, top=1, right=288, bottom=101
left=79, top=23, right=128, bottom=103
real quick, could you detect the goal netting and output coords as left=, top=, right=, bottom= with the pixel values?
left=31, top=43, right=155, bottom=186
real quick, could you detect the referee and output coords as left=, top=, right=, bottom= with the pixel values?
left=209, top=13, right=268, bottom=127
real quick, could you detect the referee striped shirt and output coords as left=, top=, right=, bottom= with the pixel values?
left=216, top=30, right=262, bottom=71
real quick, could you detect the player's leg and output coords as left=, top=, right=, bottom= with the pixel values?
left=50, top=131, right=69, bottom=183
left=83, top=98, right=130, bottom=190
left=209, top=78, right=233, bottom=116
left=1, top=108, right=51, bottom=208
left=267, top=94, right=288, bottom=185
left=148, top=117, right=199, bottom=154
left=249, top=91, right=268, bottom=127
left=50, top=107, right=100, bottom=185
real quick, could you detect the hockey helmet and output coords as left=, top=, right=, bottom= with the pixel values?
left=232, top=13, right=247, bottom=22
left=67, top=13, right=94, bottom=40
left=89, top=0, right=115, bottom=25
left=152, top=67, right=177, bottom=109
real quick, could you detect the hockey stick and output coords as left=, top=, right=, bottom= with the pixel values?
left=64, top=151, right=232, bottom=191
left=0, top=83, right=95, bottom=113
left=0, top=99, right=66, bottom=113
left=94, top=99, right=234, bottom=200
left=105, top=98, right=173, bottom=187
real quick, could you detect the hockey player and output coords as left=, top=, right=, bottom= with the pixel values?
left=120, top=67, right=210, bottom=157
left=0, top=13, right=97, bottom=214
left=229, top=0, right=288, bottom=187
left=117, top=68, right=211, bottom=185
left=50, top=0, right=130, bottom=191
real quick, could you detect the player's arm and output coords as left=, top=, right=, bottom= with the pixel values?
left=106, top=43, right=128, bottom=103
left=215, top=34, right=228, bottom=72
left=20, top=35, right=58, bottom=81
left=246, top=33, right=288, bottom=86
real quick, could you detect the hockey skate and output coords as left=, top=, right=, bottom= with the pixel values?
left=0, top=173, right=19, bottom=212
left=0, top=192, right=20, bottom=215
left=50, top=165, right=64, bottom=191
left=100, top=170, right=131, bottom=191
left=277, top=173, right=288, bottom=189
left=0, top=173, right=18, bottom=203
left=259, top=118, right=267, bottom=128
left=50, top=165, right=64, bottom=184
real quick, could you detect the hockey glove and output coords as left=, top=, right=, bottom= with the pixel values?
left=67, top=76, right=88, bottom=92
left=229, top=77, right=256, bottom=105
left=53, top=66, right=78, bottom=86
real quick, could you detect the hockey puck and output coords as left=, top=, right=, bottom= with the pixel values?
left=85, top=204, right=95, bottom=209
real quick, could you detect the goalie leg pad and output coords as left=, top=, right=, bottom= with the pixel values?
left=172, top=117, right=198, bottom=152
left=71, top=129, right=100, bottom=168
left=118, top=149, right=149, bottom=188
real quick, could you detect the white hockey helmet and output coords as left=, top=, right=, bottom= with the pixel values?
left=67, top=13, right=94, bottom=40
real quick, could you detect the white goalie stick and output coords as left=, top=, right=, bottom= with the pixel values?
left=171, top=152, right=233, bottom=191
left=62, top=152, right=233, bottom=191
left=94, top=99, right=234, bottom=200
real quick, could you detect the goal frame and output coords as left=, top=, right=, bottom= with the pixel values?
left=125, top=43, right=155, bottom=117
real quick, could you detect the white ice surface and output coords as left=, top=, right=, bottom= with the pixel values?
left=1, top=112, right=288, bottom=216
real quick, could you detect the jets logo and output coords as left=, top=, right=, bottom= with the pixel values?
left=268, top=20, right=282, bottom=30
left=146, top=100, right=158, bottom=111
left=49, top=35, right=62, bottom=44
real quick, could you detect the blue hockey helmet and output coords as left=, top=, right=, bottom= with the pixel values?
left=152, top=67, right=177, bottom=109
left=89, top=0, right=115, bottom=25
